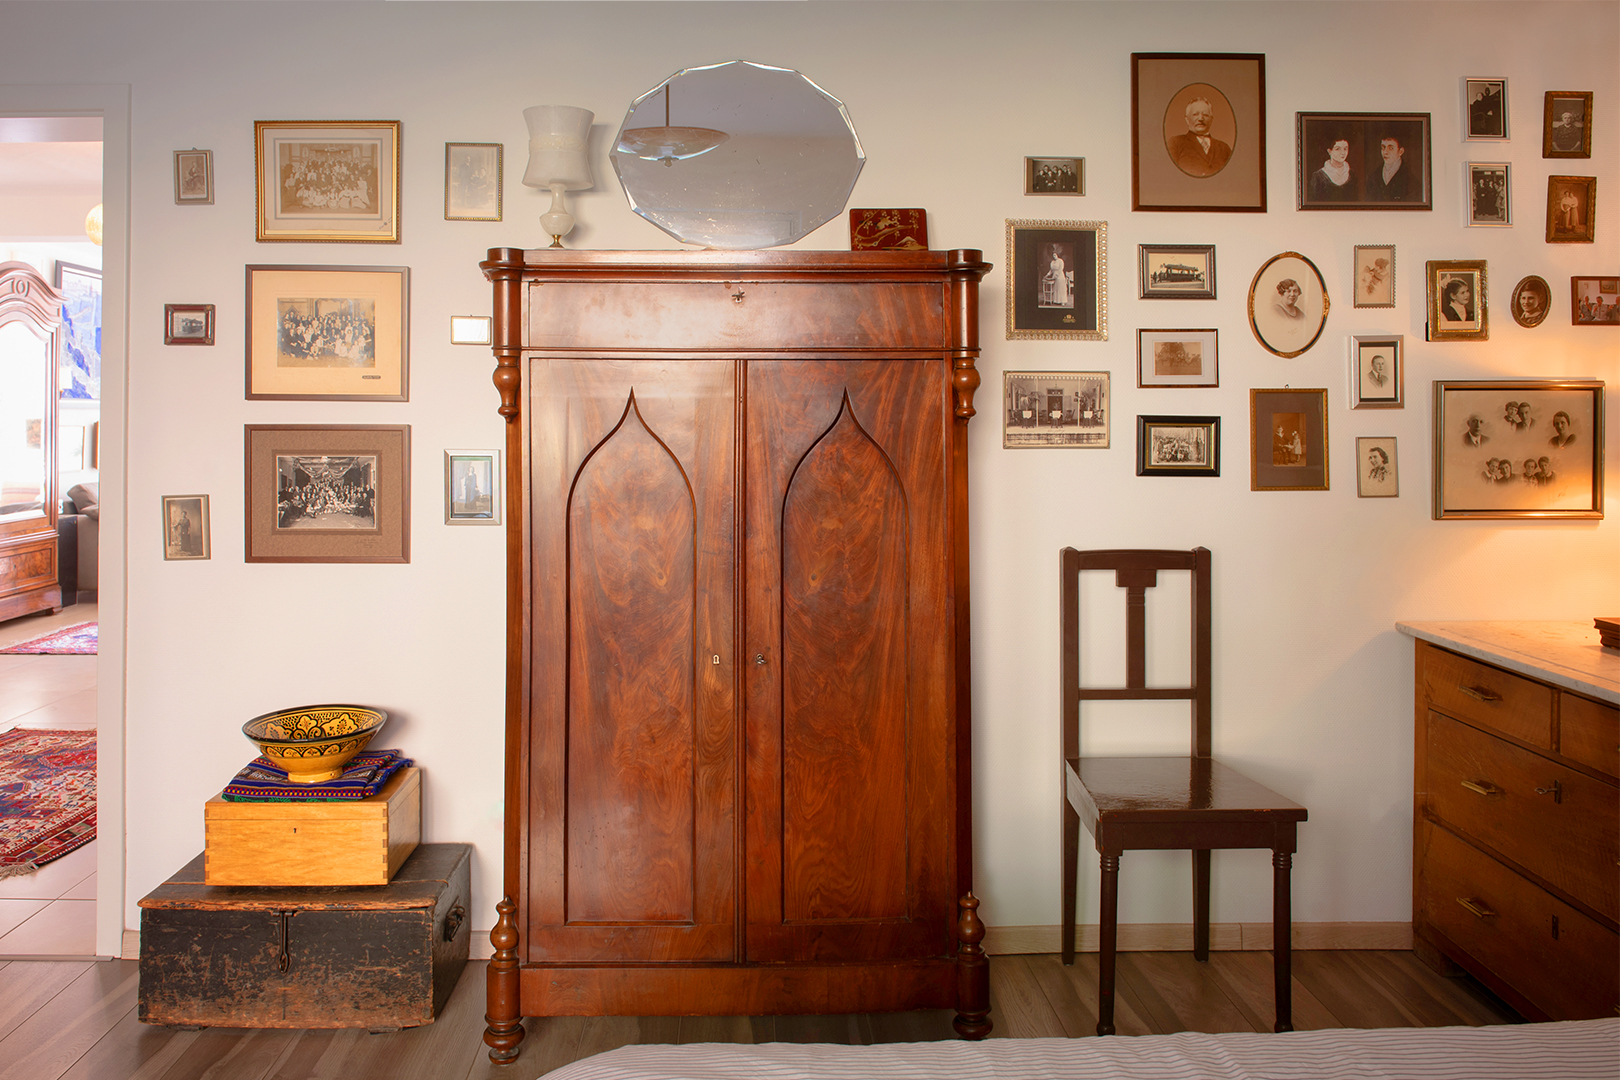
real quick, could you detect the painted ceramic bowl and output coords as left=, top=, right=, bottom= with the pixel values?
left=241, top=704, right=387, bottom=784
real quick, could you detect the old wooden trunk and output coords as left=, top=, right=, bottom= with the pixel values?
left=138, top=842, right=471, bottom=1029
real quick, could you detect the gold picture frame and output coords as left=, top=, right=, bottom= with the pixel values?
left=245, top=264, right=409, bottom=401
left=161, top=494, right=210, bottom=560
left=1248, top=251, right=1329, bottom=357
left=1426, top=260, right=1488, bottom=341
left=1005, top=219, right=1107, bottom=340
left=1432, top=380, right=1603, bottom=520
left=1546, top=175, right=1596, bottom=243
left=254, top=120, right=401, bottom=243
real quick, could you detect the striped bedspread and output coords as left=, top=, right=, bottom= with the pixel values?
left=542, top=1018, right=1618, bottom=1080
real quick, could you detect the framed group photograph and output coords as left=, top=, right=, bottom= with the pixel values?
left=55, top=261, right=101, bottom=402
left=1248, top=251, right=1329, bottom=358
left=1137, top=328, right=1217, bottom=388
left=164, top=303, right=214, bottom=346
left=1350, top=335, right=1403, bottom=409
left=1002, top=370, right=1110, bottom=448
left=1356, top=437, right=1398, bottom=498
left=1025, top=157, right=1083, bottom=195
left=444, top=449, right=501, bottom=525
left=254, top=119, right=401, bottom=243
left=445, top=142, right=502, bottom=221
left=1426, top=260, right=1488, bottom=341
left=1131, top=52, right=1265, bottom=212
left=245, top=424, right=411, bottom=562
left=1296, top=113, right=1432, bottom=210
left=1139, top=243, right=1215, bottom=299
left=1352, top=245, right=1395, bottom=308
left=1004, top=219, right=1107, bottom=340
left=1546, top=175, right=1596, bottom=243
left=1544, top=91, right=1592, bottom=158
left=161, top=494, right=210, bottom=560
left=245, top=264, right=409, bottom=400
left=1250, top=388, right=1328, bottom=492
left=1572, top=277, right=1619, bottom=325
left=1432, top=379, right=1604, bottom=520
left=1464, top=78, right=1508, bottom=140
left=1511, top=275, right=1552, bottom=328
left=173, top=149, right=213, bottom=205
left=1467, top=163, right=1511, bottom=226
left=1136, top=415, right=1220, bottom=477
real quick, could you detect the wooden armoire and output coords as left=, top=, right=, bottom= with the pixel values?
left=479, top=248, right=993, bottom=1062
left=0, top=262, right=64, bottom=624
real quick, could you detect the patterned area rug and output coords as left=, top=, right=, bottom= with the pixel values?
left=0, top=729, right=96, bottom=877
left=0, top=622, right=97, bottom=655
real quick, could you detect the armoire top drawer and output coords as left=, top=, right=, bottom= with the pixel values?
left=1420, top=643, right=1553, bottom=749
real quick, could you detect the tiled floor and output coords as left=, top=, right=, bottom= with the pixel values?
left=0, top=602, right=99, bottom=958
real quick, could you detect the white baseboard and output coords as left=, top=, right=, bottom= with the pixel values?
left=983, top=922, right=1413, bottom=955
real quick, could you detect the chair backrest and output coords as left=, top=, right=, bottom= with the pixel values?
left=1060, top=547, right=1212, bottom=759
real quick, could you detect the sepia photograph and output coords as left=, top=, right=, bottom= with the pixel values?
left=173, top=149, right=213, bottom=205
left=1251, top=388, right=1328, bottom=491
left=1002, top=370, right=1110, bottom=448
left=160, top=494, right=210, bottom=560
left=1546, top=175, right=1596, bottom=243
left=1136, top=415, right=1220, bottom=477
left=444, top=449, right=502, bottom=525
left=1137, top=328, right=1217, bottom=388
left=1571, top=276, right=1620, bottom=325
left=1025, top=157, right=1083, bottom=195
left=246, top=265, right=409, bottom=400
left=1005, top=219, right=1106, bottom=340
left=1132, top=53, right=1265, bottom=212
left=245, top=424, right=410, bottom=562
left=1350, top=335, right=1403, bottom=409
left=1352, top=245, right=1395, bottom=308
left=255, top=120, right=401, bottom=242
left=163, top=303, right=214, bottom=346
left=1356, top=437, right=1398, bottom=498
left=1248, top=251, right=1329, bottom=357
left=445, top=142, right=502, bottom=221
left=1296, top=113, right=1432, bottom=210
left=1427, top=260, right=1488, bottom=341
left=1432, top=380, right=1604, bottom=519
left=1511, top=275, right=1551, bottom=328
left=1139, top=243, right=1216, bottom=299
left=1467, top=163, right=1510, bottom=226
left=1464, top=78, right=1508, bottom=140
left=1543, top=91, right=1593, bottom=158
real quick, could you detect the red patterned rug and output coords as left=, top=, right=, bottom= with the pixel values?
left=0, top=729, right=96, bottom=877
left=0, top=622, right=97, bottom=655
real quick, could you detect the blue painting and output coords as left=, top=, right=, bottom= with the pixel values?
left=55, top=262, right=101, bottom=401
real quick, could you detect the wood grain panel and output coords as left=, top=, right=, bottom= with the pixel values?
left=1419, top=642, right=1553, bottom=749
left=1559, top=692, right=1619, bottom=780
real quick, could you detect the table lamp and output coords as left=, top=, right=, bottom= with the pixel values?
left=522, top=105, right=593, bottom=247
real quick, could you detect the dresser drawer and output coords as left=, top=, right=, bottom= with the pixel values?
left=1420, top=821, right=1619, bottom=1021
left=1420, top=642, right=1553, bottom=748
left=1427, top=711, right=1619, bottom=920
left=1561, top=692, right=1620, bottom=779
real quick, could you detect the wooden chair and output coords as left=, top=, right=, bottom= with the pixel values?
left=1060, top=547, right=1307, bottom=1036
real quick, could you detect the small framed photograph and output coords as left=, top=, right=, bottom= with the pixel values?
left=161, top=495, right=211, bottom=560
left=173, top=149, right=213, bottom=205
left=1572, top=277, right=1620, bottom=325
left=1296, top=113, right=1432, bottom=210
left=1350, top=335, right=1403, bottom=409
left=1426, top=260, right=1488, bottom=341
left=1137, top=415, right=1220, bottom=477
left=245, top=424, right=410, bottom=562
left=1467, top=163, right=1511, bottom=226
left=1131, top=52, right=1266, bottom=212
left=1139, top=244, right=1215, bottom=299
left=254, top=120, right=401, bottom=243
left=1025, top=157, right=1083, bottom=195
left=1352, top=245, right=1395, bottom=308
left=1465, top=78, right=1508, bottom=140
left=1248, top=251, right=1329, bottom=357
left=1546, top=175, right=1596, bottom=243
left=450, top=315, right=492, bottom=345
left=1002, top=371, right=1110, bottom=448
left=1432, top=379, right=1604, bottom=520
left=164, top=303, right=215, bottom=346
left=1356, top=437, right=1398, bottom=498
left=445, top=449, right=501, bottom=525
left=1137, top=328, right=1218, bottom=388
left=849, top=208, right=928, bottom=250
left=1543, top=92, right=1592, bottom=158
left=1004, top=219, right=1107, bottom=340
left=1250, top=388, right=1328, bottom=492
left=445, top=142, right=502, bottom=221
left=1511, top=275, right=1552, bottom=328
left=246, top=264, right=409, bottom=400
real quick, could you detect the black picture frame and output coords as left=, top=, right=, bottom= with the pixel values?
left=1138, top=244, right=1216, bottom=300
left=1296, top=112, right=1432, bottom=210
left=1137, top=415, right=1220, bottom=477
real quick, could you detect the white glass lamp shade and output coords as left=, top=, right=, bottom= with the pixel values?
left=522, top=106, right=594, bottom=191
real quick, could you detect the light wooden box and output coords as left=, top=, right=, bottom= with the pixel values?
left=204, top=766, right=421, bottom=886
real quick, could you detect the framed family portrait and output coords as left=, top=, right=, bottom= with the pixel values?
left=1511, top=275, right=1552, bottom=328
left=1546, top=175, right=1596, bottom=243
left=164, top=303, right=214, bottom=346
left=173, top=149, right=213, bottom=205
left=1350, top=335, right=1403, bottom=409
left=254, top=120, right=401, bottom=243
left=245, top=424, right=411, bottom=562
left=1002, top=370, right=1110, bottom=448
left=1426, top=260, right=1488, bottom=341
left=1572, top=277, right=1620, bottom=325
left=1250, top=388, right=1328, bottom=492
left=1139, top=244, right=1215, bottom=299
left=1026, top=157, right=1083, bottom=195
left=1356, top=437, right=1398, bottom=498
left=445, top=142, right=502, bottom=221
left=245, top=264, right=409, bottom=400
left=1467, top=163, right=1511, bottom=226
left=444, top=449, right=501, bottom=525
left=1136, top=415, right=1219, bottom=477
left=1004, top=219, right=1107, bottom=340
left=1464, top=78, right=1508, bottom=140
left=1137, top=328, right=1217, bottom=388
left=1296, top=113, right=1431, bottom=210
left=1131, top=52, right=1265, bottom=212
left=1352, top=245, right=1395, bottom=308
left=161, top=494, right=210, bottom=560
left=1248, top=251, right=1329, bottom=358
left=1432, top=379, right=1604, bottom=520
left=1543, top=91, right=1592, bottom=158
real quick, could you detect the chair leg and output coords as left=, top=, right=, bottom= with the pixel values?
left=1272, top=849, right=1294, bottom=1033
left=1096, top=851, right=1120, bottom=1037
left=1192, top=848, right=1211, bottom=962
left=1061, top=797, right=1079, bottom=965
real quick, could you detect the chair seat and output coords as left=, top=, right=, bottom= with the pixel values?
left=1067, top=755, right=1306, bottom=821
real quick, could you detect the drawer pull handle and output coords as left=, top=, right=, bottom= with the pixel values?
left=1457, top=897, right=1497, bottom=919
left=1460, top=779, right=1500, bottom=797
left=1534, top=780, right=1563, bottom=804
left=1458, top=684, right=1503, bottom=703
left=444, top=903, right=466, bottom=943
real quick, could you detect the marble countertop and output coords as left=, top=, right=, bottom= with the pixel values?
left=1396, top=620, right=1620, bottom=704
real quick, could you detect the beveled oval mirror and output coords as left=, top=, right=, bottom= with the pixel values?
left=612, top=60, right=865, bottom=249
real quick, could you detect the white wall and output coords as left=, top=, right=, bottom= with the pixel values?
left=2, top=1, right=1613, bottom=947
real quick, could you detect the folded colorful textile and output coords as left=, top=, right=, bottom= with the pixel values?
left=220, top=748, right=413, bottom=801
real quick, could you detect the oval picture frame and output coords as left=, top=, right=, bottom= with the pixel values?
left=1248, top=251, right=1330, bottom=357
left=1511, top=274, right=1552, bottom=328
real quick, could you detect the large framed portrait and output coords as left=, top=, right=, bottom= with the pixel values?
left=1248, top=252, right=1329, bottom=358
left=1137, top=415, right=1220, bottom=477
left=1467, top=163, right=1511, bottom=227
left=245, top=424, right=411, bottom=562
left=1137, top=328, right=1217, bottom=388
left=173, top=149, right=213, bottom=205
left=445, top=142, right=502, bottom=221
left=1426, top=260, right=1488, bottom=341
left=1250, top=388, right=1328, bottom=492
left=1546, top=175, right=1596, bottom=243
left=1432, top=380, right=1604, bottom=520
left=444, top=449, right=501, bottom=525
left=1464, top=78, right=1508, bottom=140
left=1352, top=245, right=1395, bottom=308
left=1511, top=275, right=1552, bottom=329
left=254, top=120, right=401, bottom=243
left=245, top=264, right=409, bottom=401
left=1004, top=219, right=1106, bottom=340
left=161, top=494, right=211, bottom=560
left=1002, top=371, right=1110, bottom=448
left=1571, top=277, right=1620, bottom=326
left=1139, top=244, right=1215, bottom=300
left=1356, top=437, right=1398, bottom=498
left=1350, top=335, right=1403, bottom=409
left=1296, top=113, right=1431, bottom=210
left=1131, top=53, right=1265, bottom=213
left=54, top=261, right=101, bottom=402
left=1543, top=91, right=1593, bottom=158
